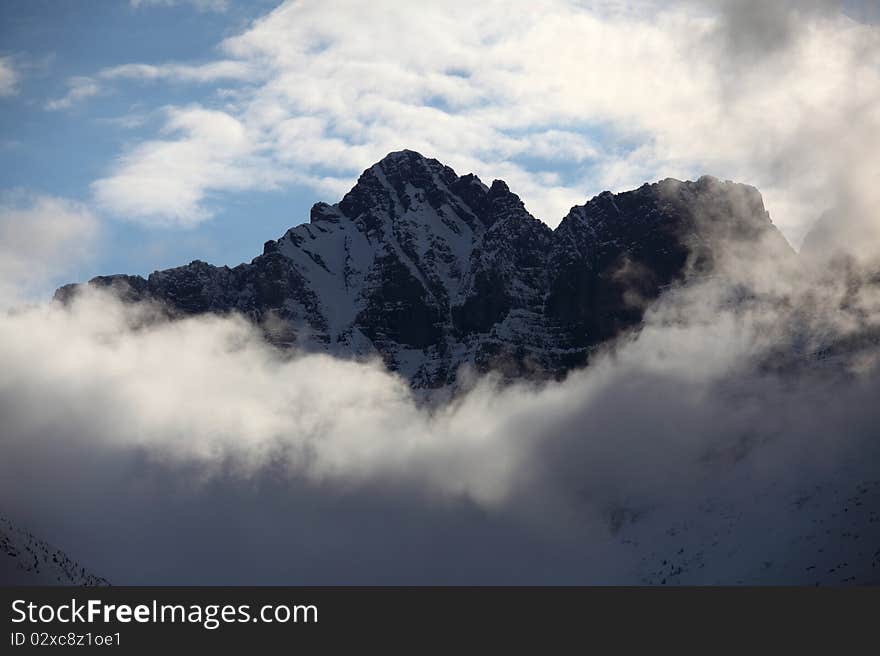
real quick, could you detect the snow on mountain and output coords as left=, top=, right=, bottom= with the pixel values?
left=0, top=515, right=108, bottom=585
left=617, top=464, right=880, bottom=585
left=55, top=150, right=793, bottom=388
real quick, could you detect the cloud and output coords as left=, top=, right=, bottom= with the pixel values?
left=130, top=0, right=229, bottom=12
left=2, top=230, right=880, bottom=582
left=0, top=194, right=100, bottom=307
left=99, top=61, right=257, bottom=84
left=85, top=0, right=880, bottom=243
left=708, top=0, right=842, bottom=57
left=92, top=106, right=284, bottom=225
left=0, top=57, right=20, bottom=97
left=45, top=76, right=100, bottom=111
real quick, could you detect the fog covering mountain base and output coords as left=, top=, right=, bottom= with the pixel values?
left=3, top=151, right=880, bottom=584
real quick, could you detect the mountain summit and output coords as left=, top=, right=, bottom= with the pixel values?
left=56, top=151, right=792, bottom=387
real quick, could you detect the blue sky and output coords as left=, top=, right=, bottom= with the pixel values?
left=1, top=0, right=307, bottom=287
left=1, top=0, right=878, bottom=304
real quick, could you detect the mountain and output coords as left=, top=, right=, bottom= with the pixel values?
left=0, top=515, right=109, bottom=585
left=55, top=150, right=793, bottom=387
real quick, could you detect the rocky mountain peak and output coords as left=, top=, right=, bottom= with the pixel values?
left=56, top=153, right=793, bottom=388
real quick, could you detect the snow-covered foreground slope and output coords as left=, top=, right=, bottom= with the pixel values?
left=620, top=466, right=880, bottom=585
left=0, top=515, right=108, bottom=585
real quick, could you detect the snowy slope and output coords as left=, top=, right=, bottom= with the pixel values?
left=617, top=467, right=880, bottom=586
left=0, top=515, right=109, bottom=586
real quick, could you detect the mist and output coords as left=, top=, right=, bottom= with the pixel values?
left=2, top=227, right=880, bottom=583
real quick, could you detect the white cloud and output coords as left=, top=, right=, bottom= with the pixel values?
left=99, top=60, right=257, bottom=83
left=45, top=76, right=100, bottom=111
left=92, top=106, right=284, bottom=225
left=0, top=57, right=20, bottom=97
left=2, top=249, right=880, bottom=581
left=130, top=0, right=229, bottom=12
left=90, top=0, right=880, bottom=243
left=0, top=194, right=100, bottom=306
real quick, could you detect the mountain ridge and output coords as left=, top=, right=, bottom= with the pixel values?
left=55, top=150, right=793, bottom=387
left=1, top=515, right=109, bottom=586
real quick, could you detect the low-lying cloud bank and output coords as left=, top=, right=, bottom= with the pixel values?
left=0, top=194, right=100, bottom=308
left=2, top=239, right=880, bottom=583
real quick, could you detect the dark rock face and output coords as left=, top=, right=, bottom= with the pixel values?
left=356, top=253, right=443, bottom=349
left=546, top=176, right=791, bottom=348
left=55, top=150, right=792, bottom=387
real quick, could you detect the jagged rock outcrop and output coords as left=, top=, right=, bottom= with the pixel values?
left=56, top=150, right=792, bottom=387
